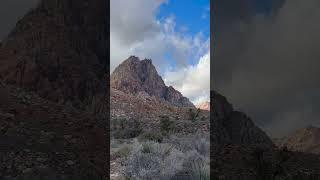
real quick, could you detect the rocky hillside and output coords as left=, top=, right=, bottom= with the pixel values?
left=0, top=83, right=106, bottom=179
left=0, top=0, right=108, bottom=179
left=274, top=126, right=320, bottom=154
left=0, top=0, right=108, bottom=109
left=211, top=90, right=274, bottom=149
left=111, top=56, right=194, bottom=108
left=110, top=57, right=209, bottom=134
left=211, top=90, right=320, bottom=179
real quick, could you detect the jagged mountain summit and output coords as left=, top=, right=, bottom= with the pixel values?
left=211, top=90, right=320, bottom=178
left=0, top=0, right=108, bottom=109
left=210, top=91, right=320, bottom=180
left=211, top=90, right=274, bottom=148
left=274, top=126, right=320, bottom=154
left=111, top=56, right=195, bottom=108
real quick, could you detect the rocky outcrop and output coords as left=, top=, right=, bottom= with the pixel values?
left=211, top=90, right=320, bottom=179
left=211, top=90, right=274, bottom=148
left=0, top=0, right=108, bottom=109
left=111, top=56, right=194, bottom=108
left=274, top=126, right=320, bottom=154
left=110, top=87, right=209, bottom=133
left=0, top=84, right=106, bottom=179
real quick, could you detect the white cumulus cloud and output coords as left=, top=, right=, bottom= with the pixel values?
left=110, top=0, right=210, bottom=104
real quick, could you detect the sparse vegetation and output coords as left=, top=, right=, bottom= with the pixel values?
left=114, top=145, right=131, bottom=159
left=111, top=118, right=143, bottom=139
left=138, top=131, right=163, bottom=143
left=110, top=114, right=210, bottom=179
left=110, top=132, right=210, bottom=180
left=159, top=115, right=175, bottom=135
left=188, top=108, right=201, bottom=122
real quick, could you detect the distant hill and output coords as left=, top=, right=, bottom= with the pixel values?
left=274, top=126, right=320, bottom=154
left=196, top=101, right=210, bottom=111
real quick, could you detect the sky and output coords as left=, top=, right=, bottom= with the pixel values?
left=111, top=0, right=210, bottom=105
left=0, top=0, right=39, bottom=41
left=214, top=0, right=320, bottom=137
left=4, top=0, right=317, bottom=138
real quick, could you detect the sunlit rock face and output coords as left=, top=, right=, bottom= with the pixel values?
left=111, top=56, right=195, bottom=108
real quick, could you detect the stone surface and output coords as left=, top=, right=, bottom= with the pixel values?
left=0, top=0, right=107, bottom=179
left=274, top=126, right=320, bottom=154
left=211, top=90, right=320, bottom=178
left=0, top=0, right=108, bottom=109
left=211, top=90, right=274, bottom=148
left=111, top=56, right=194, bottom=108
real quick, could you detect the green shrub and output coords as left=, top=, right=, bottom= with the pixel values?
left=159, top=115, right=175, bottom=135
left=138, top=131, right=163, bottom=143
left=188, top=108, right=201, bottom=122
left=141, top=143, right=153, bottom=154
left=114, top=145, right=131, bottom=159
left=190, top=161, right=210, bottom=180
left=112, top=118, right=143, bottom=139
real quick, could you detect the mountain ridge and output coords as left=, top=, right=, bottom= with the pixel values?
left=274, top=126, right=320, bottom=154
left=111, top=56, right=195, bottom=108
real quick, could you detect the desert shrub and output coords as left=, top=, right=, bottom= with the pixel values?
left=164, top=132, right=210, bottom=157
left=138, top=131, right=163, bottom=143
left=111, top=118, right=143, bottom=139
left=114, top=145, right=131, bottom=159
left=200, top=116, right=207, bottom=121
left=123, top=133, right=210, bottom=180
left=124, top=141, right=185, bottom=180
left=159, top=115, right=175, bottom=135
left=190, top=161, right=210, bottom=180
left=188, top=108, right=200, bottom=122
left=182, top=150, right=210, bottom=180
left=165, top=149, right=209, bottom=180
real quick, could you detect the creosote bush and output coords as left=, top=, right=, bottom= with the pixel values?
left=138, top=131, right=163, bottom=143
left=111, top=118, right=143, bottom=139
left=188, top=108, right=201, bottom=122
left=124, top=133, right=210, bottom=180
left=159, top=115, right=175, bottom=135
left=114, top=145, right=131, bottom=159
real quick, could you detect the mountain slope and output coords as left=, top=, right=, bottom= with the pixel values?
left=111, top=56, right=194, bottom=108
left=0, top=0, right=108, bottom=179
left=211, top=90, right=274, bottom=148
left=110, top=57, right=209, bottom=134
left=0, top=0, right=108, bottom=109
left=0, top=83, right=106, bottom=179
left=275, top=126, right=320, bottom=154
left=211, top=90, right=320, bottom=178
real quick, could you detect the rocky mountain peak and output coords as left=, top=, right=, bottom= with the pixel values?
left=0, top=0, right=108, bottom=109
left=211, top=90, right=274, bottom=148
left=111, top=56, right=194, bottom=108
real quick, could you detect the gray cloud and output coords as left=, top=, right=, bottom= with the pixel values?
left=0, top=0, right=39, bottom=41
left=213, top=0, right=320, bottom=137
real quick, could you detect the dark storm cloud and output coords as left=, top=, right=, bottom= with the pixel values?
left=0, top=0, right=39, bottom=40
left=213, top=0, right=320, bottom=137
